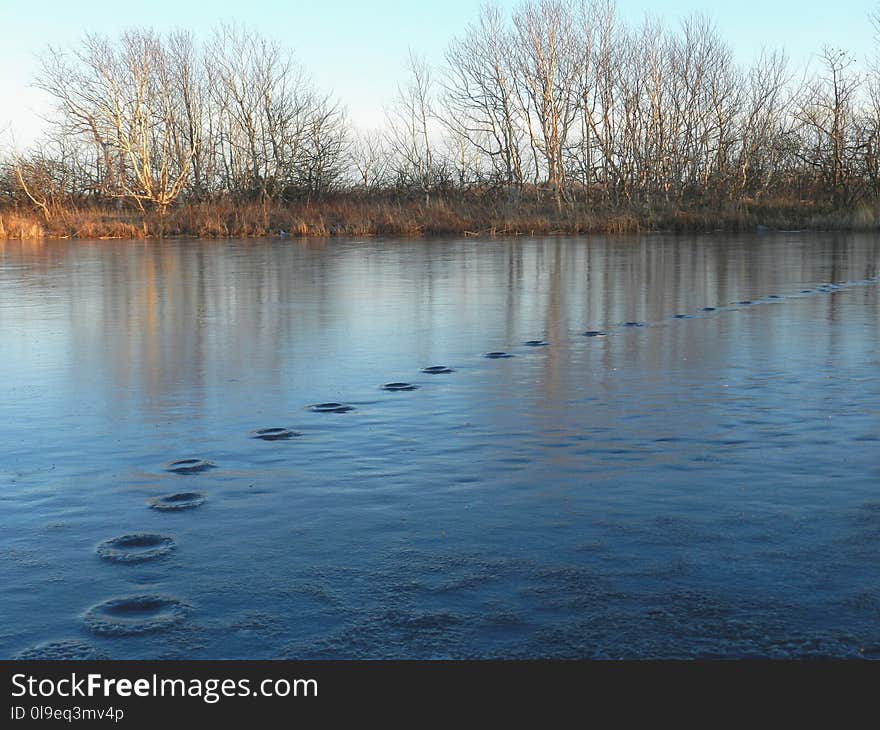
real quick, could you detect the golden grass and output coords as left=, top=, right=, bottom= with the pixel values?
left=1, top=194, right=877, bottom=241
left=0, top=211, right=46, bottom=239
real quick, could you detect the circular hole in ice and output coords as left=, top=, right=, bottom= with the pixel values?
left=97, top=533, right=175, bottom=563
left=251, top=427, right=300, bottom=441
left=382, top=382, right=419, bottom=391
left=308, top=403, right=355, bottom=413
left=164, top=458, right=214, bottom=475
left=149, top=492, right=206, bottom=512
left=83, top=595, right=190, bottom=636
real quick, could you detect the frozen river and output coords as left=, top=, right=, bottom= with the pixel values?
left=2, top=233, right=879, bottom=658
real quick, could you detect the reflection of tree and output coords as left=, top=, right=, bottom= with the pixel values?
left=1, top=234, right=872, bottom=423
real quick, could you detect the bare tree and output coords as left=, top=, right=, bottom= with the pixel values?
left=512, top=0, right=581, bottom=208
left=351, top=130, right=390, bottom=189
left=442, top=3, right=524, bottom=194
left=167, top=30, right=206, bottom=199
left=795, top=47, right=862, bottom=204
left=36, top=30, right=198, bottom=229
left=296, top=99, right=349, bottom=196
left=207, top=24, right=349, bottom=201
left=386, top=51, right=438, bottom=200
left=736, top=49, right=791, bottom=197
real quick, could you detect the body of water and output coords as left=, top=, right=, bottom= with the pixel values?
left=1, top=233, right=878, bottom=658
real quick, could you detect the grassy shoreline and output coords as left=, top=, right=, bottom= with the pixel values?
left=2, top=196, right=878, bottom=241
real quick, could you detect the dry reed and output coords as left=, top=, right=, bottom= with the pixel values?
left=1, top=195, right=876, bottom=241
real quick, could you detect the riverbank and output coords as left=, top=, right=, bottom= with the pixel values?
left=1, top=196, right=878, bottom=240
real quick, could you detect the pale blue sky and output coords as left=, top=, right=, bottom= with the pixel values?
left=0, top=0, right=876, bottom=146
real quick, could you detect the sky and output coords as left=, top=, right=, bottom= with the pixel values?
left=0, top=0, right=876, bottom=148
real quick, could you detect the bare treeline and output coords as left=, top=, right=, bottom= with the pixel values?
left=7, top=24, right=348, bottom=224
left=4, top=2, right=880, bottom=233
left=438, top=1, right=880, bottom=210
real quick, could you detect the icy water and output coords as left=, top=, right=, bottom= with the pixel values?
left=1, top=233, right=879, bottom=659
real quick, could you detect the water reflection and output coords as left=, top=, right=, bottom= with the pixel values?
left=1, top=233, right=879, bottom=658
left=1, top=234, right=877, bottom=412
